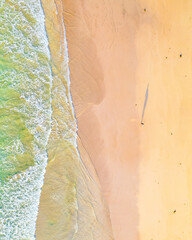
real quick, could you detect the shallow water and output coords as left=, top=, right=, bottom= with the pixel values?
left=0, top=0, right=52, bottom=239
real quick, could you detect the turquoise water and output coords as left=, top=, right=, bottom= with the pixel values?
left=0, top=0, right=52, bottom=239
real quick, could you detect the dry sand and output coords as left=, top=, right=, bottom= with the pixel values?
left=62, top=0, right=192, bottom=240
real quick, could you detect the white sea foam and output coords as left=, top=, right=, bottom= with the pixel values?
left=0, top=0, right=52, bottom=239
left=59, top=1, right=78, bottom=149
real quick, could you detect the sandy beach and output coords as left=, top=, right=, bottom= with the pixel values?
left=36, top=1, right=113, bottom=239
left=62, top=1, right=140, bottom=239
left=62, top=0, right=192, bottom=239
left=3, top=0, right=192, bottom=239
left=35, top=0, right=192, bottom=239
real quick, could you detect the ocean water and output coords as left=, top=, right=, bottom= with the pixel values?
left=0, top=0, right=52, bottom=239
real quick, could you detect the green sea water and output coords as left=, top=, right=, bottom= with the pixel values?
left=0, top=0, right=52, bottom=239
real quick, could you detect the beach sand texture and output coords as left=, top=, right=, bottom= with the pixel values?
left=36, top=0, right=113, bottom=239
left=37, top=0, right=192, bottom=240
left=61, top=0, right=192, bottom=240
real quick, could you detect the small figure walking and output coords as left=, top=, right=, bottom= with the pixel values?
left=141, top=84, right=149, bottom=125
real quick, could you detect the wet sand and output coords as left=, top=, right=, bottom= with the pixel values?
left=36, top=0, right=113, bottom=239
left=62, top=1, right=140, bottom=239
left=62, top=0, right=192, bottom=240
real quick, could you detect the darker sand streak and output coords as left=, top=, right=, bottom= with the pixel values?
left=62, top=1, right=141, bottom=239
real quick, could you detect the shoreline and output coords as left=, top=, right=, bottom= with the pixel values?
left=37, top=0, right=192, bottom=239
left=36, top=0, right=114, bottom=239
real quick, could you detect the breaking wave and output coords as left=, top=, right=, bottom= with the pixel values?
left=0, top=0, right=52, bottom=239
